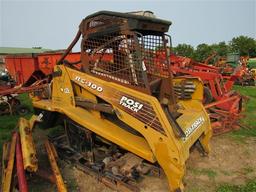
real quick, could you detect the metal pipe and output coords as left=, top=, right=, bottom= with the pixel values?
left=16, top=133, right=29, bottom=192
left=76, top=100, right=115, bottom=114
left=57, top=30, right=82, bottom=65
left=1, top=142, right=9, bottom=189
left=45, top=140, right=67, bottom=192
left=205, top=95, right=240, bottom=109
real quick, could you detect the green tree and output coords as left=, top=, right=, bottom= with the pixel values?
left=229, top=36, right=256, bottom=57
left=211, top=41, right=229, bottom=56
left=194, top=43, right=214, bottom=62
left=172, top=44, right=195, bottom=58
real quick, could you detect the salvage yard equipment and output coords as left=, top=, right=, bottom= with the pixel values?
left=1, top=132, right=17, bottom=192
left=45, top=139, right=67, bottom=192
left=212, top=53, right=256, bottom=86
left=31, top=11, right=212, bottom=192
left=4, top=52, right=81, bottom=86
left=0, top=69, right=15, bottom=91
left=5, top=54, right=43, bottom=86
left=1, top=116, right=67, bottom=192
left=0, top=79, right=48, bottom=115
left=168, top=54, right=244, bottom=134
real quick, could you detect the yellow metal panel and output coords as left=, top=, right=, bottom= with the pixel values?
left=19, top=118, right=38, bottom=172
left=32, top=65, right=212, bottom=192
left=173, top=77, right=204, bottom=101
left=1, top=142, right=9, bottom=189
left=33, top=100, right=155, bottom=162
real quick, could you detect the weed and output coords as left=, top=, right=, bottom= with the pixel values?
left=221, top=170, right=232, bottom=176
left=243, top=167, right=254, bottom=175
left=67, top=178, right=78, bottom=192
left=217, top=180, right=256, bottom=192
left=190, top=168, right=217, bottom=179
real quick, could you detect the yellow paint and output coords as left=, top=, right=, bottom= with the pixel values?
left=45, top=140, right=67, bottom=192
left=19, top=117, right=38, bottom=172
left=32, top=65, right=212, bottom=192
left=1, top=142, right=9, bottom=189
left=2, top=133, right=16, bottom=192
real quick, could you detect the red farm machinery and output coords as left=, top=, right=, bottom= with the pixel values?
left=206, top=53, right=256, bottom=86
left=168, top=54, right=245, bottom=134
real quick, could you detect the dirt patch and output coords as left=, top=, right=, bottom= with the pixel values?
left=65, top=135, right=256, bottom=192
left=184, top=135, right=256, bottom=192
left=59, top=162, right=113, bottom=192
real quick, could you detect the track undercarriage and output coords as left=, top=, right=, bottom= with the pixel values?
left=48, top=117, right=164, bottom=192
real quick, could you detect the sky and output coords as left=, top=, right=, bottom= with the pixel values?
left=0, top=0, right=255, bottom=51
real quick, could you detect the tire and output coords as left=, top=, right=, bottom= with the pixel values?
left=203, top=86, right=213, bottom=104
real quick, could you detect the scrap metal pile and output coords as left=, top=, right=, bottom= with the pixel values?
left=208, top=53, right=256, bottom=86
left=0, top=10, right=252, bottom=192
left=0, top=79, right=48, bottom=115
left=1, top=116, right=67, bottom=192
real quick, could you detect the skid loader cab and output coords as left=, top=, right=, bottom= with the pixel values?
left=32, top=11, right=212, bottom=192
left=79, top=11, right=178, bottom=111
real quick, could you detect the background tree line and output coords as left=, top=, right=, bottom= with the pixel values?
left=172, top=35, right=256, bottom=63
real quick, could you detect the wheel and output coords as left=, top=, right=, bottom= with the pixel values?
left=15, top=105, right=30, bottom=116
left=203, top=86, right=213, bottom=104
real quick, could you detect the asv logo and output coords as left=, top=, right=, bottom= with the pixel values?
left=119, top=96, right=143, bottom=112
left=184, top=116, right=205, bottom=138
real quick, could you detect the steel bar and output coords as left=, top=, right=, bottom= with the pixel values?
left=1, top=142, right=9, bottom=190
left=45, top=139, right=67, bottom=192
left=76, top=100, right=115, bottom=114
left=57, top=30, right=81, bottom=65
left=0, top=83, right=47, bottom=96
left=19, top=118, right=38, bottom=172
left=204, top=95, right=240, bottom=109
left=16, top=133, right=28, bottom=192
left=2, top=132, right=17, bottom=192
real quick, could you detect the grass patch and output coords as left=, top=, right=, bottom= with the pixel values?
left=217, top=180, right=256, bottom=192
left=233, top=86, right=256, bottom=129
left=18, top=93, right=34, bottom=112
left=67, top=178, right=79, bottom=191
left=228, top=86, right=256, bottom=141
left=0, top=93, right=33, bottom=154
left=190, top=168, right=217, bottom=179
left=220, top=170, right=232, bottom=176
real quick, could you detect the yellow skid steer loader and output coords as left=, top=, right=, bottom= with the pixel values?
left=32, top=11, right=212, bottom=192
